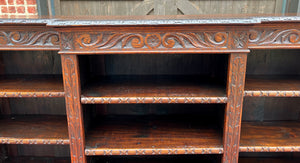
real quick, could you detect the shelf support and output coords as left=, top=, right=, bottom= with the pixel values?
left=223, top=53, right=247, bottom=163
left=61, top=55, right=86, bottom=163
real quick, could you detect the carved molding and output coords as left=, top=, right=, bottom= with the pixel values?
left=0, top=138, right=69, bottom=145
left=248, top=29, right=300, bottom=47
left=0, top=92, right=65, bottom=98
left=85, top=148, right=223, bottom=156
left=240, top=146, right=300, bottom=152
left=67, top=31, right=230, bottom=51
left=0, top=30, right=59, bottom=49
left=81, top=97, right=228, bottom=104
left=244, top=90, right=300, bottom=97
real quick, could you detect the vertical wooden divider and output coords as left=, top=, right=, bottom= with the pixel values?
left=223, top=53, right=247, bottom=163
left=61, top=54, right=87, bottom=163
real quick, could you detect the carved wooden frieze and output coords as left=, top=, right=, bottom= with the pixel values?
left=74, top=32, right=229, bottom=49
left=59, top=29, right=249, bottom=53
left=0, top=28, right=59, bottom=50
left=248, top=28, right=300, bottom=49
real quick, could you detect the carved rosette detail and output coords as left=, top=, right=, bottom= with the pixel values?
left=73, top=32, right=229, bottom=50
left=232, top=31, right=248, bottom=49
left=0, top=31, right=59, bottom=47
left=249, top=29, right=300, bottom=46
left=61, top=32, right=74, bottom=50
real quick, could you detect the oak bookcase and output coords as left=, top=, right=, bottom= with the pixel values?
left=0, top=15, right=299, bottom=163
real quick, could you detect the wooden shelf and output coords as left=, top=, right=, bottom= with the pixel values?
left=0, top=75, right=64, bottom=98
left=244, top=75, right=300, bottom=97
left=0, top=116, right=69, bottom=145
left=81, top=76, right=227, bottom=104
left=239, top=158, right=300, bottom=163
left=4, top=157, right=70, bottom=163
left=85, top=116, right=223, bottom=156
left=240, top=121, right=300, bottom=152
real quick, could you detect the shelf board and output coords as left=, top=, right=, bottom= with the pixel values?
left=0, top=116, right=69, bottom=145
left=239, top=158, right=300, bottom=163
left=244, top=75, right=300, bottom=97
left=240, top=121, right=300, bottom=152
left=85, top=115, right=223, bottom=156
left=81, top=76, right=227, bottom=104
left=0, top=75, right=65, bottom=98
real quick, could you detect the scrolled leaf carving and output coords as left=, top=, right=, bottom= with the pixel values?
left=73, top=32, right=229, bottom=50
left=0, top=31, right=59, bottom=47
left=249, top=29, right=300, bottom=46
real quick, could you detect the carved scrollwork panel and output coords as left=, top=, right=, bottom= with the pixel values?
left=248, top=28, right=300, bottom=48
left=65, top=31, right=230, bottom=51
left=0, top=29, right=59, bottom=49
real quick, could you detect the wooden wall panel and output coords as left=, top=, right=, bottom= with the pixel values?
left=54, top=0, right=282, bottom=16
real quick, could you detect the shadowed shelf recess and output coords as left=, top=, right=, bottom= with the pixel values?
left=88, top=155, right=221, bottom=163
left=0, top=75, right=64, bottom=98
left=240, top=121, right=300, bottom=152
left=244, top=75, right=300, bottom=97
left=81, top=76, right=227, bottom=104
left=0, top=116, right=69, bottom=145
left=239, top=158, right=300, bottom=163
left=4, top=157, right=70, bottom=163
left=85, top=115, right=223, bottom=156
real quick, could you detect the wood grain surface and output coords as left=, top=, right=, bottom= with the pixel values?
left=81, top=75, right=227, bottom=104
left=0, top=116, right=69, bottom=145
left=240, top=121, right=300, bottom=152
left=245, top=75, right=300, bottom=97
left=85, top=115, right=223, bottom=156
left=0, top=75, right=64, bottom=98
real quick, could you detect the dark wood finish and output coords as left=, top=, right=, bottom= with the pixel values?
left=240, top=121, right=300, bottom=152
left=248, top=23, right=300, bottom=49
left=61, top=55, right=86, bottom=163
left=0, top=15, right=299, bottom=163
left=223, top=53, right=247, bottom=163
left=244, top=75, right=300, bottom=97
left=81, top=76, right=227, bottom=104
left=0, top=26, right=59, bottom=51
left=85, top=116, right=223, bottom=156
left=58, top=26, right=250, bottom=54
left=0, top=116, right=69, bottom=145
left=0, top=75, right=64, bottom=98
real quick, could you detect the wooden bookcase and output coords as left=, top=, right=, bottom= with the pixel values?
left=0, top=15, right=299, bottom=163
